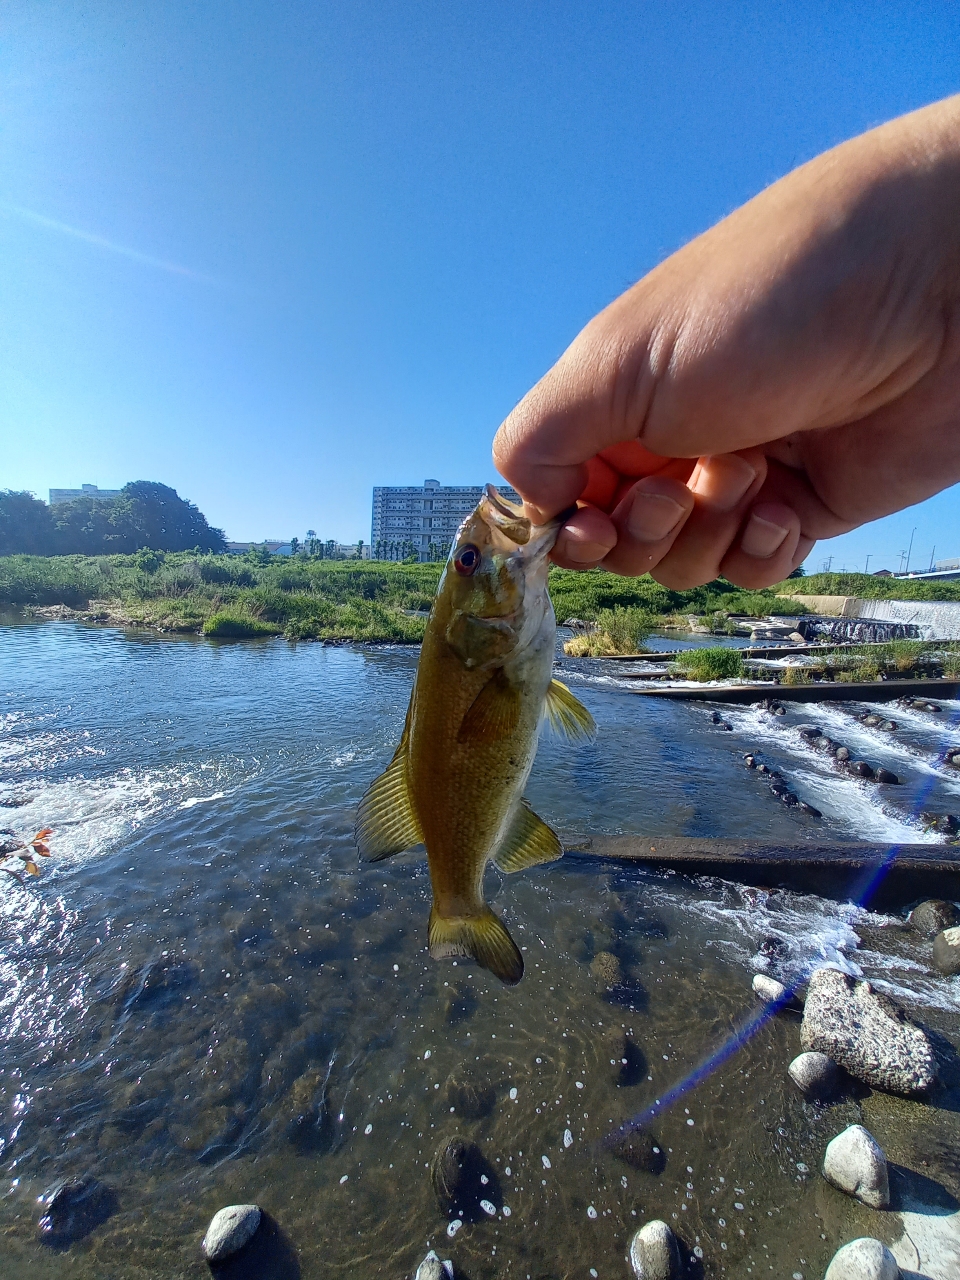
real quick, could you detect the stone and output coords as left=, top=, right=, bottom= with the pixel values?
left=823, top=1125, right=890, bottom=1208
left=848, top=760, right=875, bottom=779
left=443, top=981, right=477, bottom=1025
left=752, top=973, right=787, bottom=1002
left=798, top=725, right=823, bottom=740
left=800, top=967, right=937, bottom=1096
left=823, top=1237, right=900, bottom=1280
left=609, top=1126, right=665, bottom=1174
left=874, top=768, right=900, bottom=785
left=37, top=1177, right=117, bottom=1246
left=590, top=950, right=623, bottom=988
left=446, top=1071, right=495, bottom=1120
left=415, top=1250, right=454, bottom=1280
left=933, top=926, right=960, bottom=976
left=834, top=745, right=850, bottom=761
left=201, top=1204, right=262, bottom=1262
left=800, top=801, right=822, bottom=817
left=628, top=1219, right=681, bottom=1279
left=788, top=1051, right=842, bottom=1099
left=908, top=900, right=960, bottom=938
left=432, top=1136, right=499, bottom=1220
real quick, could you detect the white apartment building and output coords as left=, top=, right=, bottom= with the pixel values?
left=371, top=479, right=522, bottom=561
left=49, top=483, right=123, bottom=505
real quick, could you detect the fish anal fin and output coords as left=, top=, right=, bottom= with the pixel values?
left=544, top=679, right=595, bottom=740
left=494, top=801, right=562, bottom=873
left=428, top=905, right=524, bottom=985
left=355, top=728, right=423, bottom=862
left=458, top=670, right=522, bottom=744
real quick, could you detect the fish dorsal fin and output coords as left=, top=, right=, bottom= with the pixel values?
left=544, top=679, right=596, bottom=740
left=458, top=670, right=522, bottom=743
left=355, top=723, right=423, bottom=862
left=494, top=800, right=563, bottom=873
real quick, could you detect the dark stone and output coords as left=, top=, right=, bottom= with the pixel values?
left=797, top=725, right=822, bottom=740
left=757, top=764, right=771, bottom=775
left=608, top=1126, right=666, bottom=1174
left=880, top=720, right=898, bottom=732
left=781, top=791, right=799, bottom=806
left=38, top=1177, right=117, bottom=1247
left=446, top=1072, right=496, bottom=1120
left=874, top=768, right=900, bottom=785
left=743, top=755, right=756, bottom=769
left=431, top=1137, right=501, bottom=1220
left=719, top=721, right=732, bottom=731
left=799, top=802, right=822, bottom=818
left=0, top=794, right=33, bottom=808
left=710, top=711, right=722, bottom=724
left=909, top=900, right=960, bottom=937
left=847, top=760, right=875, bottom=779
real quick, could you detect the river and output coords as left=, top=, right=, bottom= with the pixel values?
left=1, top=618, right=959, bottom=1278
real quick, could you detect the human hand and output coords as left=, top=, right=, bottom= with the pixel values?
left=493, top=96, right=960, bottom=588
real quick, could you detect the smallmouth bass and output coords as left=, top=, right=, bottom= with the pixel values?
left=356, top=486, right=594, bottom=985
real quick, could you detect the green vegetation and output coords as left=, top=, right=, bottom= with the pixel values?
left=671, top=647, right=745, bottom=682
left=781, top=571, right=960, bottom=602
left=0, top=483, right=226, bottom=555
left=563, top=606, right=656, bottom=656
left=547, top=568, right=811, bottom=622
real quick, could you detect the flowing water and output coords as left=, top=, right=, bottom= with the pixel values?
left=1, top=618, right=960, bottom=1279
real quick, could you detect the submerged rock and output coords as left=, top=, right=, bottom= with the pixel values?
left=847, top=760, right=875, bottom=779
left=822, top=1124, right=889, bottom=1208
left=788, top=1051, right=842, bottom=1100
left=608, top=1126, right=665, bottom=1174
left=446, top=1071, right=495, bottom=1120
left=908, top=900, right=960, bottom=937
left=201, top=1203, right=262, bottom=1262
left=628, top=1219, right=681, bottom=1279
left=443, top=981, right=477, bottom=1025
left=38, top=1176, right=117, bottom=1246
left=415, top=1249, right=454, bottom=1280
left=800, top=967, right=938, bottom=1096
left=590, top=951, right=623, bottom=989
left=874, top=767, right=900, bottom=784
left=933, top=926, right=960, bottom=976
left=432, top=1136, right=499, bottom=1220
left=823, top=1237, right=900, bottom=1280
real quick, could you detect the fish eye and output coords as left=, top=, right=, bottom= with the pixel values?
left=454, top=544, right=481, bottom=576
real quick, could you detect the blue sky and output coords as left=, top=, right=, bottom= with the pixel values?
left=1, top=2, right=959, bottom=567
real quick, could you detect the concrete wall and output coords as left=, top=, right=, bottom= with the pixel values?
left=788, top=595, right=860, bottom=617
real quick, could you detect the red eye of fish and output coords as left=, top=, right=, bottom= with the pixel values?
left=454, top=544, right=481, bottom=575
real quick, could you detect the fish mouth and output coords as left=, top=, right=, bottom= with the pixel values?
left=482, top=485, right=569, bottom=554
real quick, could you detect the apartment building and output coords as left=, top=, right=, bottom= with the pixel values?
left=371, top=479, right=522, bottom=561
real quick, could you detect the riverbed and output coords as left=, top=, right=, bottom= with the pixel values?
left=1, top=618, right=959, bottom=1278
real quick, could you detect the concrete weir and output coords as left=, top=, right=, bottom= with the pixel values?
left=626, top=677, right=960, bottom=703
left=569, top=835, right=960, bottom=909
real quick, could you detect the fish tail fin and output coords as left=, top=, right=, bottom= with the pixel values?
left=428, top=904, right=524, bottom=986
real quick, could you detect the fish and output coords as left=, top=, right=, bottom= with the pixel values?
left=356, top=485, right=594, bottom=985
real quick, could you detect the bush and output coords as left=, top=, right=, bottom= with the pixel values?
left=202, top=612, right=280, bottom=638
left=595, top=606, right=655, bottom=654
left=780, top=665, right=810, bottom=686
left=671, top=647, right=744, bottom=682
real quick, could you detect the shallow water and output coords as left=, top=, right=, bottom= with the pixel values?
left=1, top=619, right=959, bottom=1279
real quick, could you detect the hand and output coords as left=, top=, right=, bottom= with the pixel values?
left=494, top=96, right=960, bottom=589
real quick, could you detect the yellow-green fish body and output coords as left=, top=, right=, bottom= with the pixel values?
left=356, top=486, right=593, bottom=984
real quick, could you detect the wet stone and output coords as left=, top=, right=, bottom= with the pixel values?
left=822, top=1125, right=889, bottom=1208
left=283, top=1068, right=332, bottom=1152
left=431, top=1136, right=500, bottom=1220
left=932, top=926, right=960, bottom=976
left=201, top=1203, right=262, bottom=1262
left=823, top=1237, right=900, bottom=1280
left=603, top=1027, right=646, bottom=1086
left=608, top=1126, right=665, bottom=1174
left=752, top=973, right=787, bottom=1003
left=800, top=966, right=938, bottom=1096
left=446, top=1070, right=495, bottom=1120
left=907, top=899, right=960, bottom=938
left=37, top=1176, right=117, bottom=1246
left=415, top=1250, right=454, bottom=1280
left=590, top=950, right=623, bottom=989
left=835, top=746, right=850, bottom=761
left=628, top=1219, right=681, bottom=1279
left=847, top=760, right=875, bottom=779
left=788, top=1051, right=843, bottom=1100
left=874, top=767, right=900, bottom=784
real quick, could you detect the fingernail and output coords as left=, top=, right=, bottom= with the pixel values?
left=562, top=537, right=610, bottom=564
left=741, top=512, right=790, bottom=558
left=690, top=454, right=757, bottom=512
left=627, top=491, right=686, bottom=543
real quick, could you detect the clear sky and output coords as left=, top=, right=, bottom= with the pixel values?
left=2, top=2, right=959, bottom=566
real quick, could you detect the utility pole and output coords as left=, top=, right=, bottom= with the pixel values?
left=898, top=550, right=907, bottom=574
left=929, top=546, right=936, bottom=571
left=905, top=526, right=917, bottom=574
left=864, top=554, right=871, bottom=575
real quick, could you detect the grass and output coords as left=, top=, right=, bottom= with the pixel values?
left=670, top=647, right=745, bottom=682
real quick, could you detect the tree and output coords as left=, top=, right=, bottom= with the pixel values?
left=787, top=564, right=806, bottom=578
left=0, top=491, right=54, bottom=555
left=109, top=481, right=226, bottom=553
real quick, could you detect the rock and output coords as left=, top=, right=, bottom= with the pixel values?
left=432, top=1136, right=499, bottom=1220
left=823, top=1237, right=900, bottom=1280
left=798, top=725, right=823, bottom=740
left=415, top=1250, right=454, bottom=1280
left=874, top=768, right=900, bottom=784
left=590, top=951, right=623, bottom=989
left=609, top=1126, right=665, bottom=1174
left=710, top=711, right=723, bottom=723
left=443, top=981, right=477, bottom=1025
left=933, top=926, right=960, bottom=976
left=788, top=1051, right=843, bottom=1099
left=446, top=1071, right=495, bottom=1119
left=847, top=760, right=875, bottom=779
left=628, top=1219, right=681, bottom=1280
left=743, top=754, right=756, bottom=768
left=201, top=1203, right=262, bottom=1262
left=823, top=1124, right=889, bottom=1208
left=908, top=900, right=960, bottom=937
left=921, top=813, right=960, bottom=836
left=834, top=745, right=850, bottom=761
left=780, top=790, right=799, bottom=806
left=879, top=720, right=898, bottom=732
left=38, top=1177, right=117, bottom=1245
left=0, top=794, right=33, bottom=808
left=861, top=714, right=883, bottom=727
left=752, top=973, right=787, bottom=1002
left=799, top=801, right=822, bottom=817
left=800, top=967, right=937, bottom=1096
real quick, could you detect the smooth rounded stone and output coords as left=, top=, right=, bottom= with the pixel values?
left=37, top=1176, right=116, bottom=1245
left=823, top=1237, right=900, bottom=1280
left=609, top=1126, right=665, bottom=1174
left=628, top=1219, right=681, bottom=1280
left=800, top=967, right=937, bottom=1096
left=446, top=1071, right=495, bottom=1120
left=861, top=714, right=883, bottom=727
left=788, top=1051, right=842, bottom=1099
left=797, top=725, right=823, bottom=740
left=879, top=720, right=898, bottom=732
left=753, top=973, right=787, bottom=1002
left=822, top=1125, right=889, bottom=1208
left=415, top=1250, right=454, bottom=1280
left=743, top=754, right=756, bottom=769
left=432, top=1136, right=499, bottom=1219
left=835, top=745, right=850, bottom=761
left=780, top=790, right=799, bottom=806
left=799, top=801, right=822, bottom=817
left=932, top=926, right=960, bottom=976
left=908, top=900, right=960, bottom=938
left=201, top=1203, right=262, bottom=1262
left=874, top=767, right=900, bottom=785
left=590, top=950, right=623, bottom=989
left=848, top=760, right=875, bottom=779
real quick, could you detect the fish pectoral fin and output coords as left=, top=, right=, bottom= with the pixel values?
left=355, top=730, right=423, bottom=862
left=457, top=670, right=522, bottom=743
left=428, top=904, right=524, bottom=985
left=544, top=679, right=596, bottom=740
left=494, top=801, right=562, bottom=873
